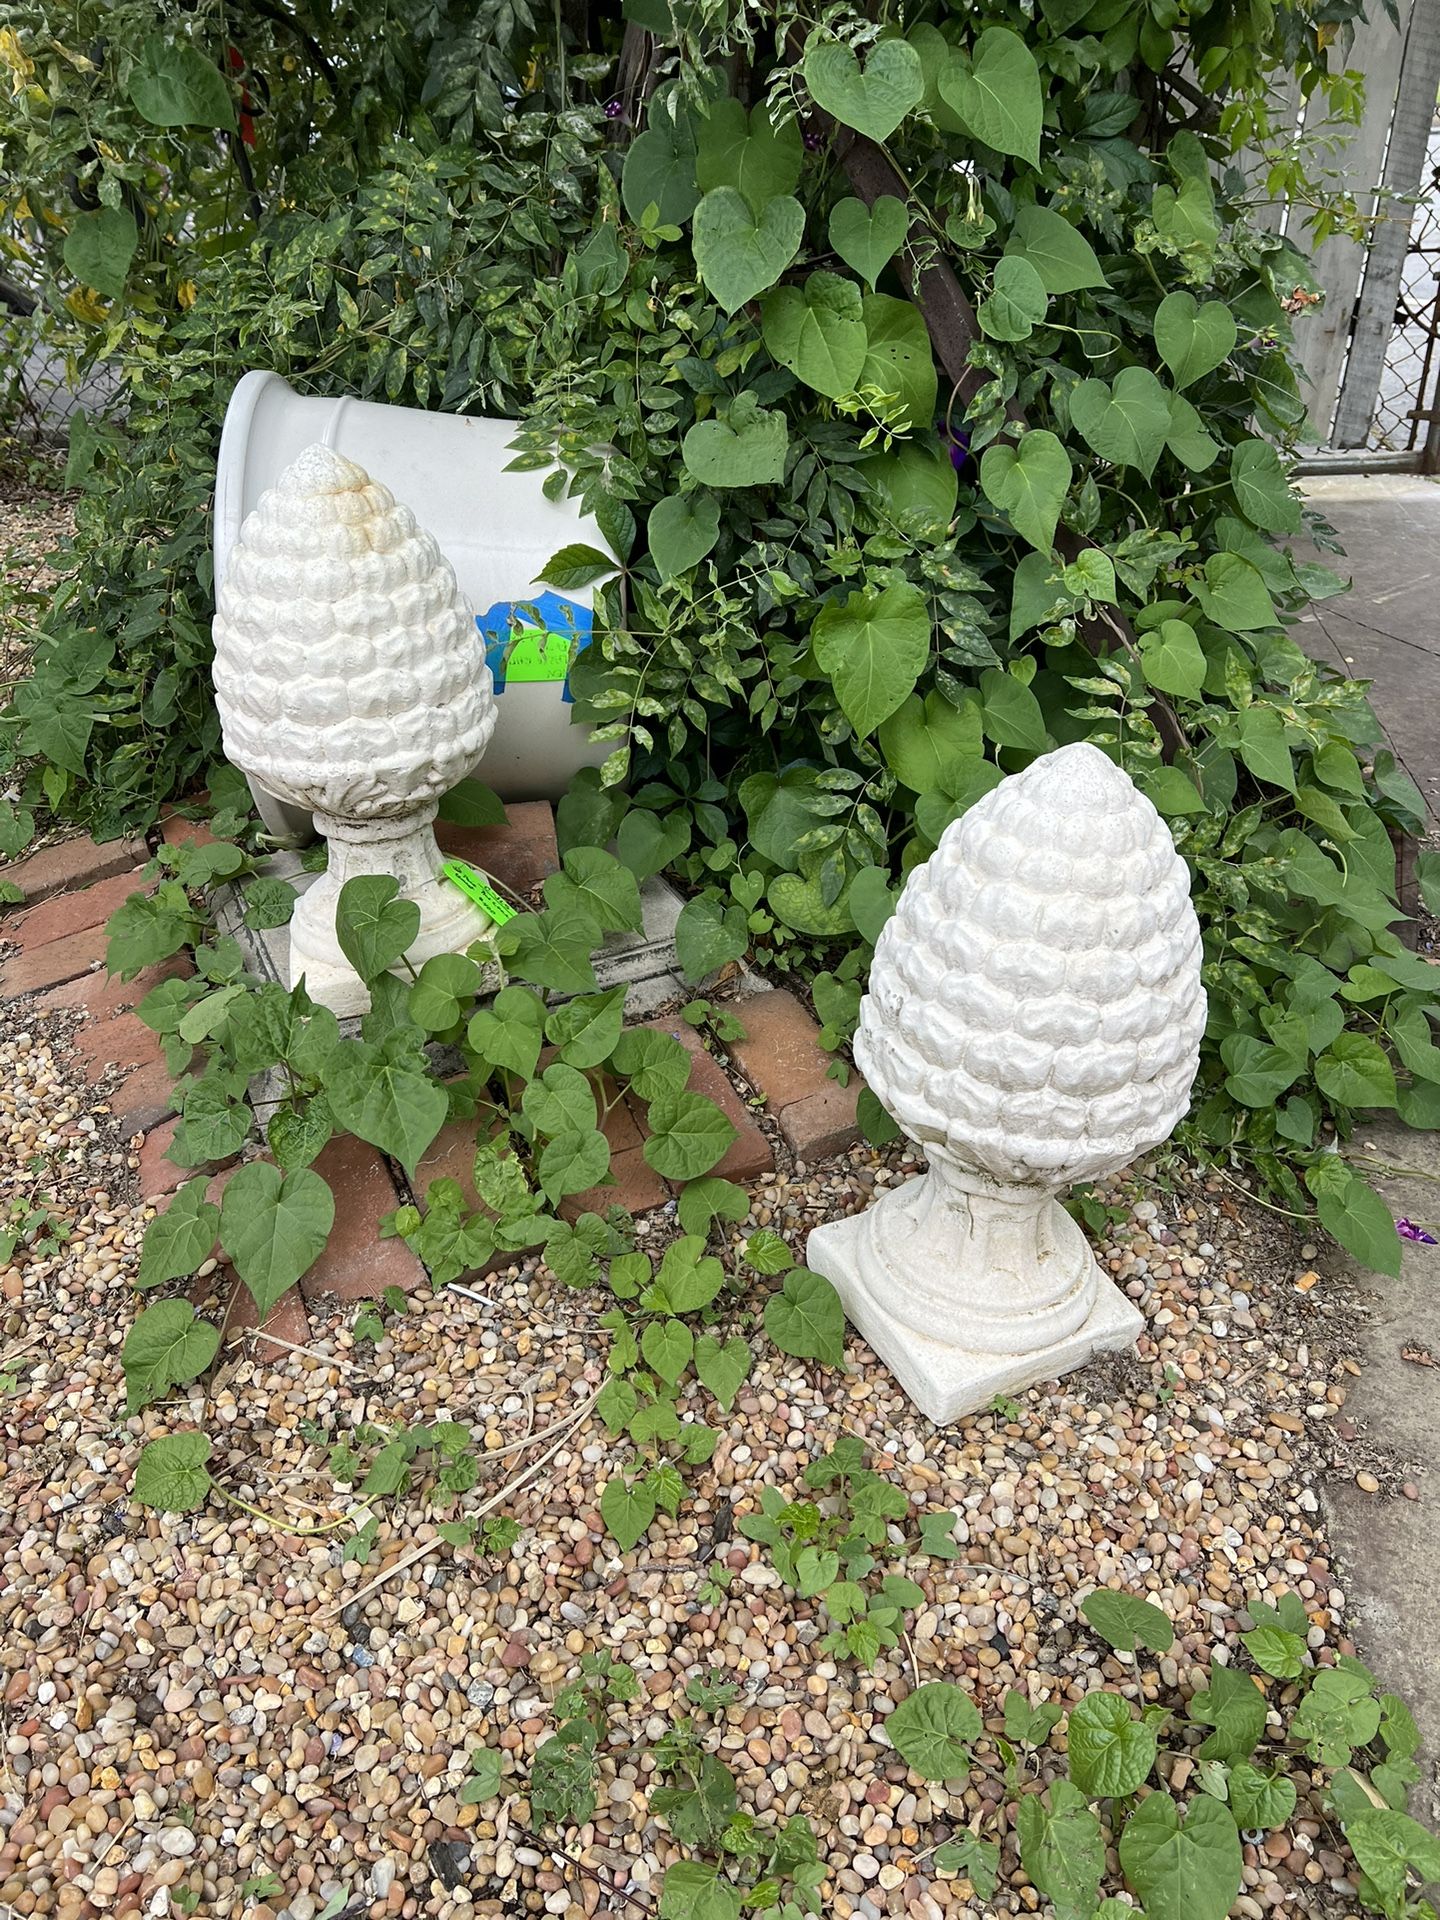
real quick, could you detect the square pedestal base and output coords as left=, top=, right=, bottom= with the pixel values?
left=806, top=1212, right=1144, bottom=1426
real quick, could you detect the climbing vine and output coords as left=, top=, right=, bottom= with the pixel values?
left=2, top=1, right=1432, bottom=1275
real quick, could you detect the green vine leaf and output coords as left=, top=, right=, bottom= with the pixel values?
left=979, top=429, right=1071, bottom=554
left=829, top=195, right=909, bottom=289
left=326, top=1046, right=449, bottom=1176
left=334, top=876, right=420, bottom=984
left=1016, top=1780, right=1104, bottom=1920
left=682, top=391, right=791, bottom=487
left=939, top=27, right=1043, bottom=166
left=648, top=493, right=720, bottom=580
left=128, top=35, right=236, bottom=130
left=763, top=1267, right=845, bottom=1366
left=803, top=36, right=923, bottom=143
left=1066, top=1690, right=1158, bottom=1797
left=1080, top=1589, right=1175, bottom=1655
left=978, top=255, right=1049, bottom=342
left=122, top=1300, right=220, bottom=1414
left=1153, top=289, right=1237, bottom=388
left=694, top=1333, right=751, bottom=1410
left=886, top=1681, right=982, bottom=1779
left=812, top=580, right=931, bottom=737
left=642, top=1091, right=737, bottom=1179
left=219, top=1162, right=335, bottom=1318
left=692, top=187, right=804, bottom=314
left=601, top=1472, right=657, bottom=1551
left=695, top=96, right=802, bottom=211
left=1117, top=1793, right=1243, bottom=1920
left=133, top=1431, right=213, bottom=1514
left=137, top=1178, right=220, bottom=1289
left=1005, top=203, right=1108, bottom=293
left=1069, top=366, right=1172, bottom=478
left=762, top=271, right=868, bottom=399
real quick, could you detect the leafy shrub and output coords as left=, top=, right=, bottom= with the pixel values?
left=5, top=0, right=1433, bottom=1258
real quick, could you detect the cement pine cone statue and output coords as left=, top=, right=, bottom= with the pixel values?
left=212, top=444, right=499, bottom=1014
left=807, top=741, right=1206, bottom=1424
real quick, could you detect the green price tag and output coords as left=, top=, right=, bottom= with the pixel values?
left=441, top=859, right=517, bottom=925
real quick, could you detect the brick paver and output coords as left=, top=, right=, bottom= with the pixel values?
left=8, top=867, right=147, bottom=950
left=0, top=832, right=148, bottom=907
left=436, top=800, right=560, bottom=904
left=37, top=952, right=192, bottom=1022
left=0, top=925, right=108, bottom=999
left=298, top=1136, right=428, bottom=1303
left=213, top=1271, right=313, bottom=1348
left=627, top=1017, right=774, bottom=1183
left=724, top=989, right=860, bottom=1163
left=137, top=1119, right=192, bottom=1201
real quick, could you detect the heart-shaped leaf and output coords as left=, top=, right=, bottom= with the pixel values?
left=1166, top=390, right=1220, bottom=470
left=887, top=1682, right=982, bottom=1780
left=762, top=271, right=867, bottom=397
left=62, top=207, right=139, bottom=301
left=128, top=35, right=235, bottom=129
left=682, top=392, right=789, bottom=488
left=829, top=195, right=909, bottom=288
left=1194, top=552, right=1277, bottom=632
left=1017, top=1782, right=1104, bottom=1920
left=643, top=1091, right=738, bottom=1179
left=133, top=1432, right=213, bottom=1514
left=1229, top=438, right=1302, bottom=532
left=939, top=27, right=1043, bottom=166
left=641, top=1317, right=693, bottom=1385
left=978, top=255, right=1049, bottom=342
left=859, top=292, right=938, bottom=431
left=804, top=36, right=923, bottom=143
left=693, top=186, right=804, bottom=312
left=812, top=579, right=930, bottom=736
left=1005, top=203, right=1108, bottom=294
left=334, top=875, right=421, bottom=983
left=767, top=871, right=855, bottom=936
left=122, top=1300, right=221, bottom=1414
left=601, top=1473, right=656, bottom=1552
left=979, top=429, right=1071, bottom=553
left=695, top=97, right=802, bottom=212
left=1138, top=617, right=1207, bottom=699
left=1069, top=365, right=1172, bottom=477
left=1153, top=289, right=1237, bottom=388
left=694, top=1333, right=751, bottom=1411
left=878, top=689, right=983, bottom=794
left=621, top=104, right=700, bottom=226
left=1118, top=1794, right=1243, bottom=1920
left=1067, top=1691, right=1157, bottom=1797
left=648, top=492, right=721, bottom=579
left=219, top=1161, right=335, bottom=1319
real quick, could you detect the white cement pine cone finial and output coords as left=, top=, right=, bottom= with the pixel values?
left=857, top=740, right=1206, bottom=1191
left=212, top=443, right=497, bottom=821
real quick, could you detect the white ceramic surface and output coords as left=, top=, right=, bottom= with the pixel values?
left=212, top=443, right=498, bottom=1014
left=214, top=370, right=610, bottom=833
left=807, top=741, right=1206, bottom=1423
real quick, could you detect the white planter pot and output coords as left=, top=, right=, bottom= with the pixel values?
left=214, top=370, right=611, bottom=840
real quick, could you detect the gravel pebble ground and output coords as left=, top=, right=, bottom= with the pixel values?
left=0, top=985, right=1423, bottom=1920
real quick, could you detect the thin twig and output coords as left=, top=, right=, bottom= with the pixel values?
left=318, top=1389, right=596, bottom=1619
left=246, top=1328, right=347, bottom=1365
left=902, top=1628, right=922, bottom=1691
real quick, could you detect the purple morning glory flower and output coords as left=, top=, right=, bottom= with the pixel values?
left=1396, top=1218, right=1437, bottom=1244
left=941, top=423, right=971, bottom=473
left=803, top=127, right=825, bottom=151
left=604, top=97, right=624, bottom=120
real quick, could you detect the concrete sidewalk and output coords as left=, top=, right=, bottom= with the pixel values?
left=1295, top=472, right=1440, bottom=1799
left=1297, top=472, right=1440, bottom=825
